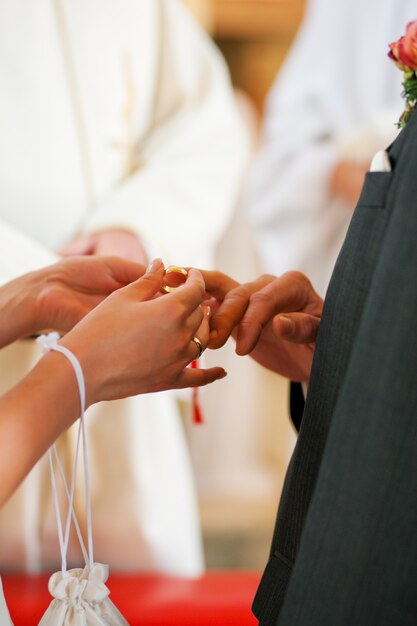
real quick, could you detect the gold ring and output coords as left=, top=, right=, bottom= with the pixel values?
left=192, top=336, right=203, bottom=358
left=162, top=265, right=188, bottom=293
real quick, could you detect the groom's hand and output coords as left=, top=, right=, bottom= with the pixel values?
left=202, top=270, right=323, bottom=381
left=202, top=271, right=272, bottom=348
left=234, top=272, right=322, bottom=354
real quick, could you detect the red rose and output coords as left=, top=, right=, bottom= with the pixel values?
left=399, top=20, right=417, bottom=71
left=389, top=20, right=417, bottom=71
left=389, top=19, right=417, bottom=127
left=388, top=38, right=409, bottom=71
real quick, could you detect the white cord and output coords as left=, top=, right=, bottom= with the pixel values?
left=50, top=444, right=89, bottom=566
left=37, top=333, right=94, bottom=574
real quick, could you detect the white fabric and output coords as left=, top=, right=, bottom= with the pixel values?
left=40, top=565, right=128, bottom=626
left=0, top=577, right=13, bottom=626
left=246, top=0, right=416, bottom=296
left=0, top=0, right=248, bottom=575
left=370, top=150, right=392, bottom=173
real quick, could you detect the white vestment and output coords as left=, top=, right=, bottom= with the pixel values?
left=0, top=0, right=248, bottom=575
left=246, top=0, right=416, bottom=296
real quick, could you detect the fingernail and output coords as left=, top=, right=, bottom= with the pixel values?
left=279, top=315, right=294, bottom=335
left=146, top=258, right=163, bottom=273
left=203, top=305, right=211, bottom=318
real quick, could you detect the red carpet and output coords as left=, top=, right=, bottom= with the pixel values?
left=2, top=571, right=260, bottom=625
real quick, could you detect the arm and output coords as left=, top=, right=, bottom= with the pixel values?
left=0, top=261, right=224, bottom=506
left=77, top=0, right=249, bottom=268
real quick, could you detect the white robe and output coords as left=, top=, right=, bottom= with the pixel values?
left=246, top=0, right=416, bottom=296
left=0, top=0, right=248, bottom=576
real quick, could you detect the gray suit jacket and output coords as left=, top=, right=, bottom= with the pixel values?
left=253, top=109, right=417, bottom=625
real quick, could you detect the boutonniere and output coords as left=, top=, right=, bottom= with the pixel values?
left=388, top=20, right=417, bottom=127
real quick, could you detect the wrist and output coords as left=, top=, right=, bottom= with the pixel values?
left=59, top=330, right=103, bottom=408
left=0, top=274, right=39, bottom=347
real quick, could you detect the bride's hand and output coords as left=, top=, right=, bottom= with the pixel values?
left=60, top=259, right=226, bottom=405
left=0, top=256, right=146, bottom=349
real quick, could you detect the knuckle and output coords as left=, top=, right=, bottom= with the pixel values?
left=219, top=289, right=250, bottom=316
left=259, top=273, right=275, bottom=283
left=284, top=270, right=312, bottom=290
left=249, top=290, right=271, bottom=307
left=227, top=285, right=250, bottom=300
left=212, top=309, right=231, bottom=324
left=282, top=270, right=304, bottom=281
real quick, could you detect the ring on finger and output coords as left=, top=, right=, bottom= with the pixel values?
left=191, top=336, right=203, bottom=358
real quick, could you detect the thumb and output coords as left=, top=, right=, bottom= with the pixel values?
left=274, top=313, right=320, bottom=344
left=130, top=258, right=165, bottom=301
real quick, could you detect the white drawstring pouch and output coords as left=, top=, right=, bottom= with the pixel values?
left=40, top=564, right=127, bottom=626
left=37, top=335, right=129, bottom=626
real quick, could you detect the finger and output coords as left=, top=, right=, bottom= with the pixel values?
left=173, top=366, right=227, bottom=389
left=199, top=270, right=239, bottom=302
left=208, top=285, right=250, bottom=349
left=186, top=306, right=205, bottom=337
left=127, top=258, right=165, bottom=301
left=169, top=268, right=205, bottom=311
left=101, top=257, right=147, bottom=287
left=60, top=234, right=96, bottom=256
left=235, top=273, right=320, bottom=355
left=209, top=275, right=273, bottom=350
left=186, top=306, right=210, bottom=360
left=196, top=306, right=211, bottom=348
left=58, top=256, right=146, bottom=295
left=273, top=313, right=321, bottom=344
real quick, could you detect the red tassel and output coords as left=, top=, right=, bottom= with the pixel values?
left=191, top=360, right=204, bottom=425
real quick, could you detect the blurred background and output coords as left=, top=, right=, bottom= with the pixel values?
left=2, top=0, right=410, bottom=580
left=183, top=0, right=305, bottom=571
left=185, top=0, right=305, bottom=113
